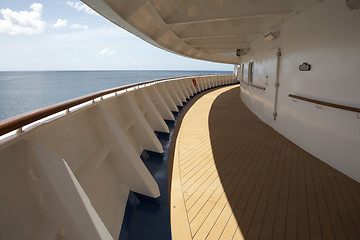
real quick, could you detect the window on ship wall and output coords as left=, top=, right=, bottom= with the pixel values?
left=248, top=62, right=254, bottom=83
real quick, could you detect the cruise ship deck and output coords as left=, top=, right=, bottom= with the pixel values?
left=171, top=85, right=360, bottom=240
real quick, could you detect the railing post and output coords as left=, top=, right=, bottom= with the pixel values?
left=16, top=127, right=24, bottom=134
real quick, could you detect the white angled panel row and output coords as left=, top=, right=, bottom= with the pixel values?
left=0, top=74, right=235, bottom=240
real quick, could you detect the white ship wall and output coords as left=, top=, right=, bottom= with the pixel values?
left=239, top=0, right=360, bottom=182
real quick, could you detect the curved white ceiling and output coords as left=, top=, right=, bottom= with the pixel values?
left=82, top=0, right=296, bottom=65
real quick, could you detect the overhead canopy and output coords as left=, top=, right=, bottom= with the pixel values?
left=82, top=0, right=296, bottom=64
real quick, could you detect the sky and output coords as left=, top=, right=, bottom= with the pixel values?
left=0, top=0, right=233, bottom=71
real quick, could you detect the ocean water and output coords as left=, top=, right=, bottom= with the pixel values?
left=0, top=70, right=231, bottom=121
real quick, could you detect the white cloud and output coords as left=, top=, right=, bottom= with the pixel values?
left=0, top=3, right=46, bottom=35
left=70, top=24, right=89, bottom=30
left=66, top=1, right=97, bottom=15
left=53, top=19, right=67, bottom=28
left=99, top=48, right=116, bottom=56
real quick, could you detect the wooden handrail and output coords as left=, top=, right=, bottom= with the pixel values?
left=0, top=74, right=229, bottom=136
left=289, top=94, right=360, bottom=113
left=240, top=80, right=266, bottom=91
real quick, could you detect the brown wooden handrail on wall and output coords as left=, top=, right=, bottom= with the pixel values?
left=289, top=94, right=360, bottom=113
left=240, top=80, right=266, bottom=91
left=0, top=74, right=230, bottom=136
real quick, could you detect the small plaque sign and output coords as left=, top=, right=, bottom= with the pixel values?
left=299, top=62, right=311, bottom=71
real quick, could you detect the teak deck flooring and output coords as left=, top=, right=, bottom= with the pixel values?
left=170, top=85, right=360, bottom=240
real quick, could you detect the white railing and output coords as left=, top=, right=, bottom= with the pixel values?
left=0, top=74, right=236, bottom=240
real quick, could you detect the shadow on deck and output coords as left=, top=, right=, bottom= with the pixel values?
left=207, top=87, right=360, bottom=239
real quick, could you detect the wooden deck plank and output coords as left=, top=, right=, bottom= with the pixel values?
left=185, top=132, right=252, bottom=207
left=181, top=154, right=214, bottom=187
left=336, top=180, right=360, bottom=237
left=310, top=158, right=336, bottom=240
left=258, top=142, right=286, bottom=239
left=207, top=128, right=274, bottom=235
left=179, top=146, right=212, bottom=171
left=232, top=227, right=245, bottom=240
left=186, top=128, right=261, bottom=222
left=219, top=212, right=241, bottom=240
left=327, top=173, right=359, bottom=239
left=236, top=135, right=277, bottom=237
left=180, top=134, right=234, bottom=176
left=170, top=85, right=360, bottom=240
left=347, top=186, right=360, bottom=213
left=246, top=137, right=282, bottom=239
left=318, top=166, right=347, bottom=239
left=272, top=146, right=292, bottom=239
left=284, top=149, right=298, bottom=239
left=187, top=177, right=222, bottom=221
left=192, top=193, right=228, bottom=239
left=206, top=201, right=234, bottom=239
left=181, top=136, right=234, bottom=184
left=189, top=200, right=216, bottom=236
left=297, top=155, right=310, bottom=240
left=303, top=156, right=322, bottom=240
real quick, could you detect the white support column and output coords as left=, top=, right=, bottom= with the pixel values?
left=232, top=75, right=237, bottom=83
left=156, top=84, right=178, bottom=112
left=180, top=79, right=193, bottom=98
left=193, top=77, right=202, bottom=92
left=133, top=89, right=170, bottom=133
left=198, top=77, right=205, bottom=90
left=226, top=75, right=231, bottom=84
left=187, top=78, right=197, bottom=94
left=202, top=77, right=208, bottom=90
left=175, top=80, right=189, bottom=100
left=172, top=81, right=187, bottom=103
left=90, top=105, right=160, bottom=198
left=208, top=76, right=214, bottom=88
left=204, top=76, right=211, bottom=89
left=198, top=77, right=205, bottom=91
left=211, top=76, right=216, bottom=87
left=216, top=75, right=221, bottom=86
left=26, top=140, right=112, bottom=240
left=101, top=95, right=164, bottom=154
left=163, top=83, right=183, bottom=107
left=212, top=76, right=217, bottom=87
left=146, top=86, right=175, bottom=120
left=125, top=93, right=164, bottom=152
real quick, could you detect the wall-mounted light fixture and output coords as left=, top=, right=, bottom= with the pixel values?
left=236, top=48, right=249, bottom=57
left=264, top=32, right=278, bottom=42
